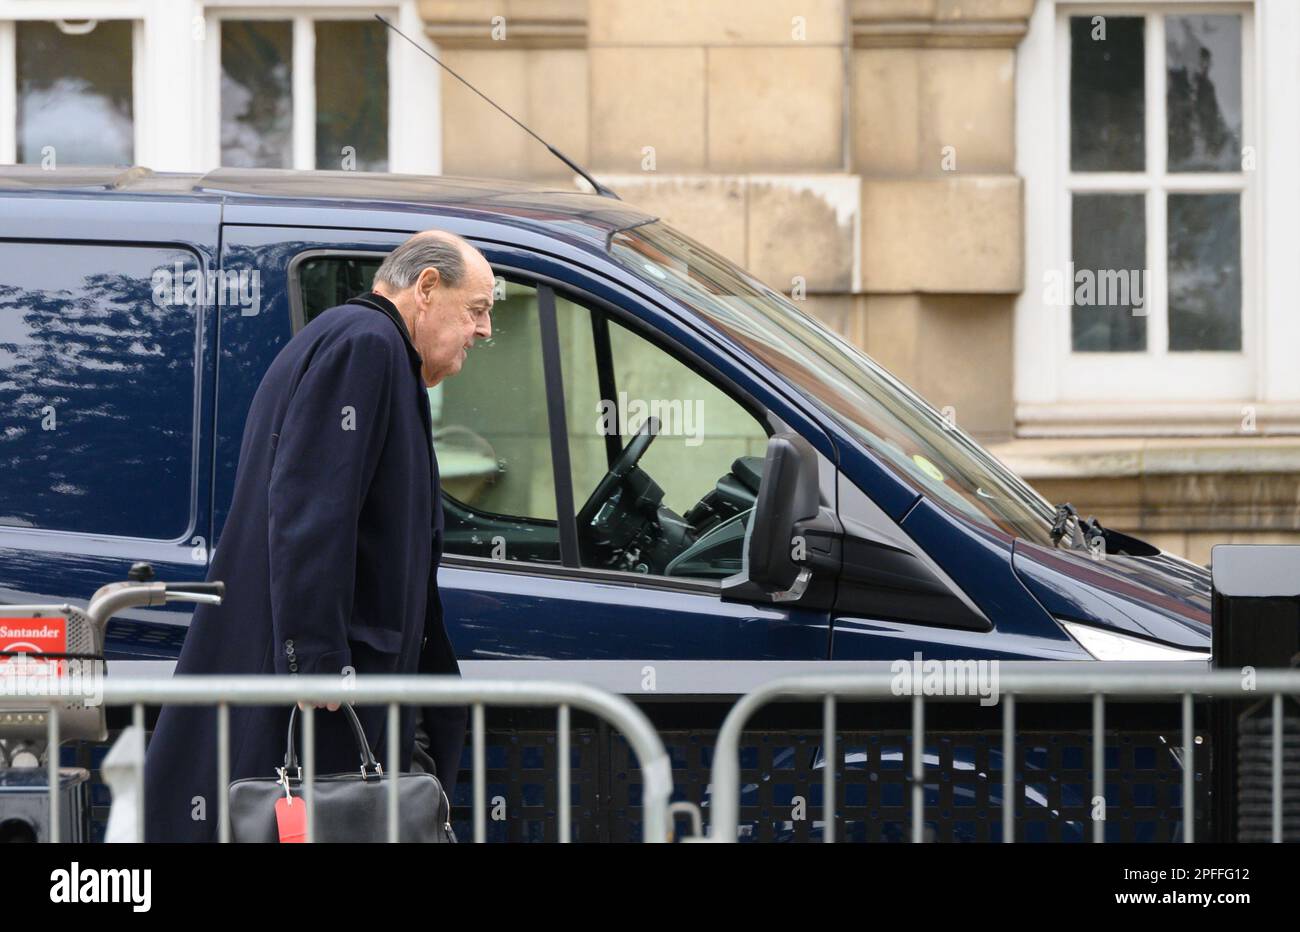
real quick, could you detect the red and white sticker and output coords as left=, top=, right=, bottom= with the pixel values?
left=0, top=616, right=67, bottom=675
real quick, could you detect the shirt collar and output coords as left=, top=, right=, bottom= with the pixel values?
left=347, top=291, right=422, bottom=372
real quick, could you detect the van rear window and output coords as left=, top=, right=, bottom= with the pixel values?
left=0, top=242, right=199, bottom=539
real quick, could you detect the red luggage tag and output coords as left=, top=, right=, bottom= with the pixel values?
left=275, top=795, right=306, bottom=843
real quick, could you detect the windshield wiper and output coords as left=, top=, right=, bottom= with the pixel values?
left=1049, top=502, right=1079, bottom=546
left=1051, top=502, right=1113, bottom=554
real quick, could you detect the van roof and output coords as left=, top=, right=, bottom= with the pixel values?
left=0, top=165, right=655, bottom=242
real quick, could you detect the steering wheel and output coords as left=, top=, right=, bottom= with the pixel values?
left=575, top=416, right=661, bottom=531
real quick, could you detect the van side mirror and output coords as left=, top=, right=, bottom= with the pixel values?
left=725, top=432, right=840, bottom=605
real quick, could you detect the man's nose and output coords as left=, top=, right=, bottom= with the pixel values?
left=476, top=314, right=492, bottom=341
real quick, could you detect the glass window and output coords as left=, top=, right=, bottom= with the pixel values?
left=315, top=20, right=388, bottom=172
left=557, top=294, right=769, bottom=579
left=1168, top=193, right=1241, bottom=351
left=0, top=243, right=198, bottom=538
left=297, top=255, right=381, bottom=319
left=218, top=18, right=389, bottom=170
left=439, top=280, right=555, bottom=526
left=16, top=20, right=134, bottom=166
left=221, top=20, right=294, bottom=168
left=1068, top=12, right=1245, bottom=356
left=609, top=221, right=1061, bottom=548
left=1166, top=15, right=1242, bottom=173
left=1070, top=15, right=1145, bottom=172
left=1071, top=194, right=1147, bottom=352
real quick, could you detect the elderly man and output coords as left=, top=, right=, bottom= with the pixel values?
left=145, top=231, right=494, bottom=842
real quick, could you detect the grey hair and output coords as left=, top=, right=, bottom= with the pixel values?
left=374, top=232, right=467, bottom=290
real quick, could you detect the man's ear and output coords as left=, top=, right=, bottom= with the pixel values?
left=415, top=266, right=441, bottom=307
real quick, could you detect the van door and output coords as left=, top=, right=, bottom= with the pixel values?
left=0, top=198, right=221, bottom=659
left=235, top=227, right=834, bottom=677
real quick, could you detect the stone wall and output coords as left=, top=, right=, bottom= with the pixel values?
left=417, top=0, right=1295, bottom=561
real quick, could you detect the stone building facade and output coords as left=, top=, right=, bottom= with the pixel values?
left=424, top=0, right=1300, bottom=564
left=1, top=0, right=1289, bottom=564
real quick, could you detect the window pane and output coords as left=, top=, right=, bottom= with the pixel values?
left=560, top=295, right=769, bottom=579
left=17, top=21, right=134, bottom=166
left=0, top=243, right=197, bottom=537
left=298, top=255, right=380, bottom=324
left=315, top=21, right=389, bottom=171
left=1168, top=193, right=1241, bottom=351
left=221, top=20, right=293, bottom=169
left=1167, top=15, right=1242, bottom=173
left=439, top=280, right=553, bottom=523
left=1071, top=194, right=1147, bottom=352
left=1070, top=15, right=1145, bottom=172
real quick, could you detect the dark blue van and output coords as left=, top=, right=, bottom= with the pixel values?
left=0, top=166, right=1212, bottom=665
left=0, top=167, right=1211, bottom=840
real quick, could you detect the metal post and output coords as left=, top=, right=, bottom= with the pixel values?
left=1273, top=692, right=1283, bottom=843
left=472, top=703, right=485, bottom=843
left=1182, top=692, right=1193, bottom=843
left=387, top=702, right=400, bottom=843
left=823, top=694, right=835, bottom=843
left=303, top=706, right=315, bottom=843
left=217, top=703, right=230, bottom=843
left=912, top=694, right=924, bottom=843
left=133, top=703, right=145, bottom=844
left=558, top=704, right=570, bottom=843
left=1092, top=693, right=1105, bottom=844
left=1002, top=693, right=1015, bottom=843
left=46, top=705, right=59, bottom=843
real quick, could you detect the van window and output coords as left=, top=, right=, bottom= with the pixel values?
left=611, top=221, right=1060, bottom=547
left=556, top=294, right=770, bottom=580
left=295, top=254, right=768, bottom=577
left=0, top=242, right=200, bottom=538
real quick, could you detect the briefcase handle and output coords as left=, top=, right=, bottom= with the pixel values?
left=283, top=703, right=382, bottom=779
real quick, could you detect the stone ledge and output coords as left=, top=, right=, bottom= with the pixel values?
left=1016, top=402, right=1300, bottom=438
left=851, top=0, right=1033, bottom=48
left=853, top=19, right=1029, bottom=48
left=590, top=0, right=846, bottom=46
left=988, top=436, right=1300, bottom=480
left=420, top=0, right=587, bottom=48
left=991, top=438, right=1300, bottom=548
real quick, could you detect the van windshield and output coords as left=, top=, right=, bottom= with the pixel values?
left=608, top=220, right=1057, bottom=547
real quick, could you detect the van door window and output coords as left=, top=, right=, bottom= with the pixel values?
left=296, top=256, right=561, bottom=564
left=0, top=242, right=200, bottom=538
left=555, top=294, right=770, bottom=581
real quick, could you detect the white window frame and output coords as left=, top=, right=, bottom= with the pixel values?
left=204, top=0, right=441, bottom=174
left=0, top=4, right=151, bottom=167
left=1016, top=0, right=1300, bottom=434
left=0, top=0, right=440, bottom=174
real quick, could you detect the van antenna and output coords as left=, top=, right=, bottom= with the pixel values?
left=375, top=14, right=619, bottom=200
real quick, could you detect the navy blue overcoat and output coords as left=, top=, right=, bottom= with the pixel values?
left=144, top=293, right=466, bottom=842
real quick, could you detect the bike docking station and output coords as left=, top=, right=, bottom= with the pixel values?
left=0, top=563, right=222, bottom=841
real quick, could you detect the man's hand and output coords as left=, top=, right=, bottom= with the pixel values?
left=297, top=701, right=341, bottom=712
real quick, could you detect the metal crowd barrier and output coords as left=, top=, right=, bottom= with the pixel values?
left=706, top=668, right=1300, bottom=843
left=34, top=675, right=674, bottom=843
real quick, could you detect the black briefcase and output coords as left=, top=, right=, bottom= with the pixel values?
left=228, top=703, right=452, bottom=843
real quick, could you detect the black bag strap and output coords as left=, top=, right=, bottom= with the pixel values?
left=283, top=703, right=380, bottom=777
